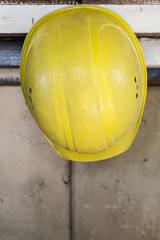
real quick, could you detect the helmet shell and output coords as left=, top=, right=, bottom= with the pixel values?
left=20, top=5, right=147, bottom=161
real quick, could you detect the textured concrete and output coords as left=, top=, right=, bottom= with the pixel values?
left=83, top=0, right=158, bottom=4
left=72, top=87, right=160, bottom=240
left=0, top=87, right=70, bottom=240
left=0, top=0, right=78, bottom=4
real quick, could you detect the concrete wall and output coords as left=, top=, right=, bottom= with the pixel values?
left=0, top=87, right=70, bottom=240
left=72, top=87, right=160, bottom=240
left=0, top=82, right=159, bottom=239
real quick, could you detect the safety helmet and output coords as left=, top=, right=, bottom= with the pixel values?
left=20, top=5, right=147, bottom=162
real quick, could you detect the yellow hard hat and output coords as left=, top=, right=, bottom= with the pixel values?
left=20, top=5, right=147, bottom=162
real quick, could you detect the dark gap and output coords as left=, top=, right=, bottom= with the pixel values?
left=0, top=82, right=20, bottom=86
left=137, top=34, right=160, bottom=37
left=69, top=161, right=73, bottom=240
left=147, top=68, right=160, bottom=86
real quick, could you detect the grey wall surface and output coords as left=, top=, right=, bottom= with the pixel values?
left=0, top=83, right=159, bottom=240
left=0, top=87, right=70, bottom=240
left=72, top=87, right=160, bottom=240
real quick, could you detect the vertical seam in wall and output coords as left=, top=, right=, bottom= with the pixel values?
left=69, top=161, right=73, bottom=240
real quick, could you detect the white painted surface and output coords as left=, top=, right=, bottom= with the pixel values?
left=0, top=5, right=65, bottom=34
left=139, top=38, right=160, bottom=68
left=0, top=4, right=160, bottom=34
left=0, top=68, right=20, bottom=81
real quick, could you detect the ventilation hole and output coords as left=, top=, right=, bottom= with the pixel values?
left=136, top=85, right=139, bottom=90
left=134, top=77, right=137, bottom=83
left=29, top=87, right=32, bottom=93
left=136, top=93, right=138, bottom=98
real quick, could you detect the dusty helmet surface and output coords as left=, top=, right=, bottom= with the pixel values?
left=20, top=5, right=147, bottom=161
